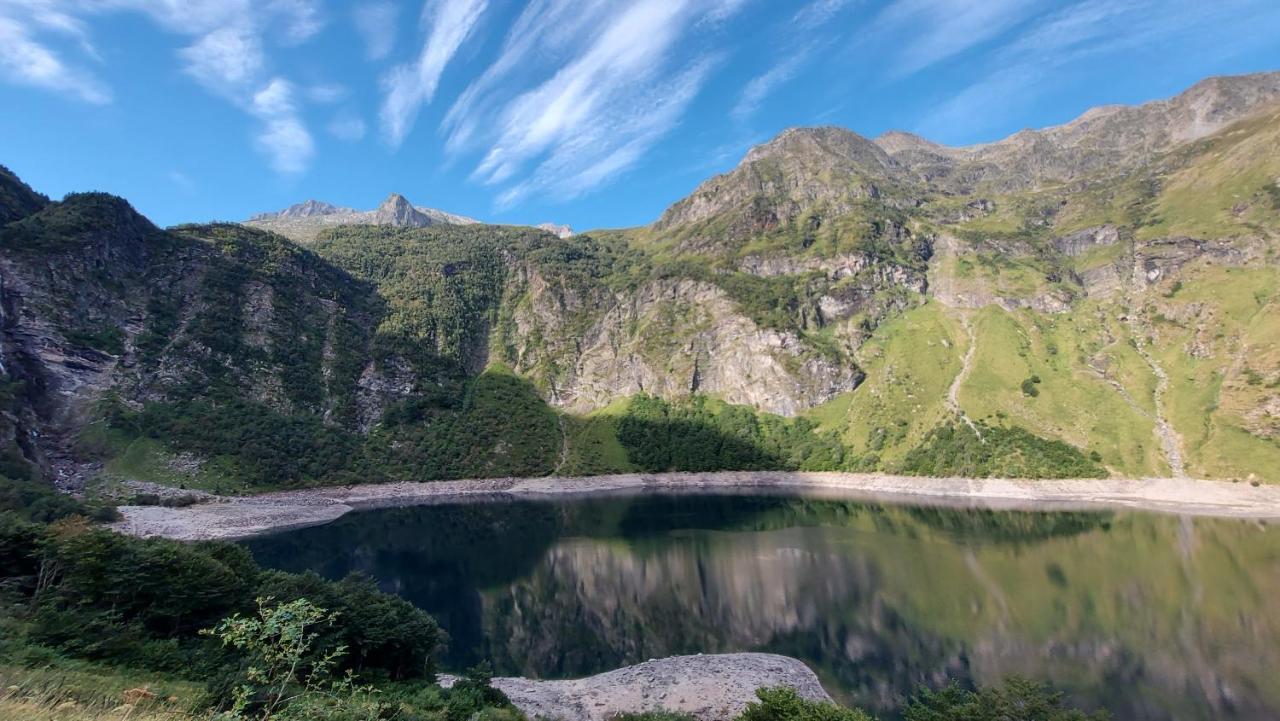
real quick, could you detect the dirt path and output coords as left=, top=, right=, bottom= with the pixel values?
left=112, top=471, right=1280, bottom=541
left=553, top=414, right=570, bottom=475
left=1125, top=313, right=1187, bottom=477
left=946, top=310, right=983, bottom=439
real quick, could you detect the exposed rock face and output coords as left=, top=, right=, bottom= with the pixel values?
left=250, top=199, right=343, bottom=220
left=1053, top=225, right=1121, bottom=257
left=505, top=274, right=863, bottom=416
left=535, top=222, right=574, bottom=238
left=245, top=192, right=481, bottom=242
left=448, top=654, right=832, bottom=721
left=370, top=193, right=431, bottom=227
left=1133, top=237, right=1253, bottom=286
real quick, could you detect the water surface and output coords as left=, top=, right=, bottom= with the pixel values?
left=245, top=493, right=1280, bottom=720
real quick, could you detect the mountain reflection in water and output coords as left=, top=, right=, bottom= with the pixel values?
left=245, top=494, right=1280, bottom=721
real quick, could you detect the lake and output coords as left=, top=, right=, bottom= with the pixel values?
left=244, top=492, right=1280, bottom=720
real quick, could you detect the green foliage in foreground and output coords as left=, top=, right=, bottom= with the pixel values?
left=899, top=418, right=1108, bottom=479
left=0, top=500, right=440, bottom=691
left=740, top=687, right=874, bottom=721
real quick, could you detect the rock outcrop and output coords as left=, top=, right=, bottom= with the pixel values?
left=446, top=654, right=831, bottom=721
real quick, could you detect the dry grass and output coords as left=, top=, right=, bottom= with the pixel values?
left=0, top=666, right=206, bottom=721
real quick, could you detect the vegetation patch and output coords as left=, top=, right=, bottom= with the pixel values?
left=898, top=418, right=1108, bottom=479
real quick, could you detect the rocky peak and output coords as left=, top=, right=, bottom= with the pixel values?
left=371, top=193, right=432, bottom=228
left=283, top=200, right=342, bottom=218
left=873, top=131, right=949, bottom=156
left=743, top=126, right=895, bottom=171
left=653, top=126, right=904, bottom=235
left=249, top=199, right=347, bottom=221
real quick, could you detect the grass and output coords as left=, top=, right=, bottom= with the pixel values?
left=1140, top=109, right=1280, bottom=240
left=560, top=400, right=637, bottom=476
left=1151, top=265, right=1280, bottom=481
left=955, top=306, right=1158, bottom=476
left=808, top=300, right=962, bottom=464
left=78, top=425, right=248, bottom=496
left=0, top=663, right=204, bottom=721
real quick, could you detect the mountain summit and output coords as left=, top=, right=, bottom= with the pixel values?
left=245, top=193, right=481, bottom=242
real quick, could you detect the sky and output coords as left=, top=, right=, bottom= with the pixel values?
left=1, top=0, right=1279, bottom=231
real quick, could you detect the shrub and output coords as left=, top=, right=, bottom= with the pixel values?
left=902, top=677, right=1109, bottom=721
left=254, top=571, right=440, bottom=681
left=737, top=687, right=873, bottom=721
left=203, top=597, right=384, bottom=721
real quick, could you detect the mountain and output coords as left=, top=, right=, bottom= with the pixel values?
left=245, top=192, right=482, bottom=242
left=0, top=71, right=1277, bottom=494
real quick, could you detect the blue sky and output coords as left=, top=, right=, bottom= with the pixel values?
left=2, top=0, right=1279, bottom=231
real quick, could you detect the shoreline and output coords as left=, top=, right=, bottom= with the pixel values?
left=111, top=471, right=1280, bottom=541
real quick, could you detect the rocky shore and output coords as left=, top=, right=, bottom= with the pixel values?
left=111, top=471, right=1280, bottom=541
left=440, top=653, right=832, bottom=721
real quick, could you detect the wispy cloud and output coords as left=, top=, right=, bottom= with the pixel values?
left=732, top=51, right=809, bottom=122
left=167, top=169, right=197, bottom=194
left=729, top=0, right=849, bottom=124
left=918, top=0, right=1280, bottom=140
left=327, top=112, right=368, bottom=141
left=869, top=0, right=1047, bottom=77
left=306, top=82, right=346, bottom=104
left=380, top=0, right=488, bottom=147
left=249, top=77, right=313, bottom=173
left=353, top=1, right=397, bottom=60
left=0, top=0, right=326, bottom=175
left=451, top=0, right=739, bottom=208
left=441, top=0, right=615, bottom=156
left=792, top=0, right=853, bottom=29
left=0, top=13, right=110, bottom=103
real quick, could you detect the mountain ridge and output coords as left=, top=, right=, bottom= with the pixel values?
left=245, top=191, right=483, bottom=242
left=0, top=70, right=1276, bottom=494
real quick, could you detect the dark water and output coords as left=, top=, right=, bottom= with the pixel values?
left=244, top=493, right=1280, bottom=720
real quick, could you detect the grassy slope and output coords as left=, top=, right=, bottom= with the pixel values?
left=808, top=300, right=962, bottom=465
left=957, top=306, right=1161, bottom=477
left=1148, top=266, right=1280, bottom=481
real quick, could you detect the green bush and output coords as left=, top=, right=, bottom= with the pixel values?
left=616, top=394, right=846, bottom=473
left=902, top=677, right=1109, bottom=721
left=899, top=419, right=1107, bottom=479
left=0, top=473, right=118, bottom=523
left=737, top=687, right=873, bottom=721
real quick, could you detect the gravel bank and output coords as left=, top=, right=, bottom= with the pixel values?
left=439, top=653, right=831, bottom=721
left=112, top=472, right=1280, bottom=541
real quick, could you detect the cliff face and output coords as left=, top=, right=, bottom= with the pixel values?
left=0, top=196, right=424, bottom=488
left=502, top=272, right=863, bottom=415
